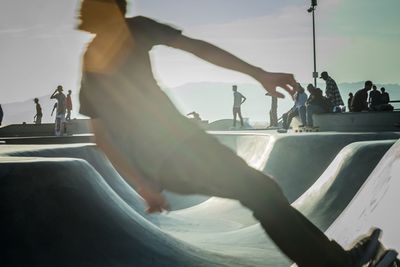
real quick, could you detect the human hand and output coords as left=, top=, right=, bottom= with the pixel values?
left=257, top=71, right=298, bottom=98
left=137, top=185, right=169, bottom=213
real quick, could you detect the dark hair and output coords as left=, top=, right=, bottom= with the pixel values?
left=365, top=80, right=373, bottom=87
left=115, top=0, right=127, bottom=14
left=381, top=87, right=386, bottom=92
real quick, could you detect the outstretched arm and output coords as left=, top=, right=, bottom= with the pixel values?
left=169, top=35, right=297, bottom=98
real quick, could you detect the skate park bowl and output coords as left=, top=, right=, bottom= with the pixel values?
left=0, top=130, right=400, bottom=266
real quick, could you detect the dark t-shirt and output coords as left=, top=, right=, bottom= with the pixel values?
left=36, top=103, right=42, bottom=116
left=79, top=16, right=201, bottom=179
left=369, top=90, right=381, bottom=107
left=381, top=92, right=390, bottom=104
left=351, top=88, right=369, bottom=112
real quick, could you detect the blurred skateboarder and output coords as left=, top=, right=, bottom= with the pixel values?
left=77, top=1, right=383, bottom=266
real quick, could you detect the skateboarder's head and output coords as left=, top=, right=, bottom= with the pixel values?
left=78, top=0, right=127, bottom=33
left=34, top=98, right=39, bottom=104
left=365, top=80, right=373, bottom=91
left=232, top=85, right=237, bottom=92
left=319, top=71, right=328, bottom=81
left=68, top=90, right=72, bottom=95
left=57, top=85, right=63, bottom=92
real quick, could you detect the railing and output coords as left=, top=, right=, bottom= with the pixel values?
left=389, top=100, right=400, bottom=111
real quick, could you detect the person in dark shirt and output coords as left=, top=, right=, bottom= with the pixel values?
left=33, top=98, right=43, bottom=125
left=380, top=87, right=390, bottom=104
left=351, top=80, right=373, bottom=112
left=77, top=1, right=380, bottom=266
left=368, top=85, right=382, bottom=111
left=377, top=87, right=394, bottom=111
left=348, top=93, right=354, bottom=112
left=305, top=84, right=330, bottom=126
left=0, top=104, right=3, bottom=126
left=66, top=90, right=73, bottom=121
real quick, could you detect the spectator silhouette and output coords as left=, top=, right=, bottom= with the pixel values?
left=381, top=87, right=390, bottom=104
left=50, top=85, right=67, bottom=136
left=369, top=85, right=381, bottom=111
left=348, top=93, right=354, bottom=112
left=351, top=80, right=372, bottom=112
left=265, top=92, right=278, bottom=127
left=282, top=83, right=307, bottom=129
left=232, top=85, right=246, bottom=128
left=76, top=1, right=380, bottom=266
left=66, top=90, right=73, bottom=121
left=377, top=87, right=394, bottom=111
left=320, top=71, right=344, bottom=112
left=187, top=111, right=201, bottom=121
left=33, top=98, right=43, bottom=125
left=305, top=85, right=330, bottom=127
left=0, top=104, right=3, bottom=126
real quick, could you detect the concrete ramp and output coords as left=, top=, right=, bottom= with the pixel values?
left=326, top=139, right=400, bottom=250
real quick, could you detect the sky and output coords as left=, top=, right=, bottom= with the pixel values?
left=0, top=0, right=399, bottom=105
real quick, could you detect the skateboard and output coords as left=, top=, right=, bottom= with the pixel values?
left=294, top=126, right=320, bottom=133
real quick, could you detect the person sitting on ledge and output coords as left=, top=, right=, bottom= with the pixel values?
left=351, top=80, right=373, bottom=112
left=305, top=85, right=331, bottom=127
left=282, top=83, right=307, bottom=129
left=368, top=85, right=381, bottom=111
left=377, top=87, right=394, bottom=111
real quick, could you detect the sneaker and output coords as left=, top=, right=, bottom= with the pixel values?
left=348, top=228, right=382, bottom=267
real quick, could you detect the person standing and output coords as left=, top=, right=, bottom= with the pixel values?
left=33, top=98, right=43, bottom=125
left=50, top=85, right=67, bottom=136
left=232, top=85, right=246, bottom=128
left=66, top=90, right=73, bottom=121
left=351, top=80, right=373, bottom=112
left=266, top=92, right=278, bottom=127
left=0, top=104, right=3, bottom=126
left=348, top=93, right=354, bottom=112
left=320, top=71, right=344, bottom=112
left=77, top=1, right=381, bottom=266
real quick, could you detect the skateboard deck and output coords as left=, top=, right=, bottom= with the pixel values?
left=294, top=126, right=320, bottom=133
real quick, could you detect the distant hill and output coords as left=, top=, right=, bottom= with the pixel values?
left=164, top=81, right=400, bottom=124
left=2, top=81, right=398, bottom=126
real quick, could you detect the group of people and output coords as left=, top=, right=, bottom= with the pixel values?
left=282, top=71, right=394, bottom=130
left=282, top=71, right=342, bottom=129
left=348, top=82, right=393, bottom=112
left=33, top=85, right=73, bottom=136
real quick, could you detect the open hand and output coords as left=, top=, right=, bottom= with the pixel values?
left=257, top=71, right=298, bottom=98
left=137, top=185, right=170, bottom=213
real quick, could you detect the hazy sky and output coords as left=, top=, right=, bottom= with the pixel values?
left=0, top=0, right=399, bottom=103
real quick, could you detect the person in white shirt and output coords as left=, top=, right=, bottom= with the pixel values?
left=232, top=85, right=247, bottom=127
